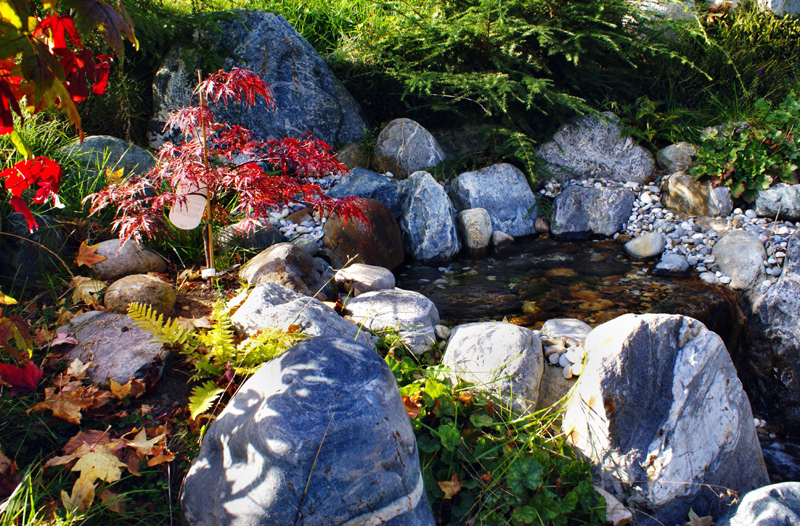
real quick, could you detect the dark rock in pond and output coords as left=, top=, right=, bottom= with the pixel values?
left=181, top=336, right=434, bottom=526
left=654, top=252, right=690, bottom=276
left=398, top=171, right=460, bottom=263
left=449, top=163, right=538, bottom=237
left=151, top=11, right=366, bottom=148
left=322, top=198, right=404, bottom=270
left=59, top=135, right=155, bottom=182
left=563, top=313, right=769, bottom=526
left=59, top=311, right=168, bottom=386
left=326, top=168, right=402, bottom=218
left=0, top=213, right=66, bottom=285
left=372, top=118, right=446, bottom=179
left=755, top=183, right=800, bottom=222
left=749, top=231, right=800, bottom=435
left=239, top=242, right=336, bottom=300
left=716, top=483, right=800, bottom=526
left=551, top=185, right=635, bottom=239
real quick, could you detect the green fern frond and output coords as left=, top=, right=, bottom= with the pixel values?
left=193, top=300, right=236, bottom=363
left=188, top=381, right=224, bottom=420
left=127, top=302, right=195, bottom=346
left=236, top=328, right=307, bottom=370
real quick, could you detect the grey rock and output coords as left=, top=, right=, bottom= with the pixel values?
left=151, top=11, right=365, bottom=148
left=624, top=232, right=666, bottom=260
left=231, top=282, right=376, bottom=347
left=239, top=242, right=336, bottom=300
left=60, top=135, right=155, bottom=182
left=540, top=318, right=592, bottom=345
left=534, top=216, right=550, bottom=234
left=491, top=230, right=515, bottom=250
left=91, top=239, right=167, bottom=281
left=335, top=142, right=368, bottom=170
left=104, top=274, right=176, bottom=316
left=754, top=184, right=800, bottom=221
left=398, top=171, right=461, bottom=263
left=289, top=234, right=320, bottom=256
left=551, top=185, right=636, bottom=239
left=563, top=314, right=769, bottom=526
left=749, top=231, right=800, bottom=432
left=662, top=171, right=733, bottom=217
left=457, top=208, right=492, bottom=254
left=654, top=252, right=690, bottom=275
left=373, top=118, right=446, bottom=179
left=215, top=220, right=286, bottom=252
left=717, top=483, right=800, bottom=526
left=535, top=364, right=576, bottom=411
left=635, top=0, right=695, bottom=19
left=181, top=336, right=434, bottom=526
left=0, top=213, right=66, bottom=285
left=326, top=168, right=402, bottom=217
left=61, top=311, right=168, bottom=385
left=712, top=230, right=766, bottom=291
left=757, top=0, right=800, bottom=16
left=538, top=113, right=656, bottom=184
left=449, top=163, right=538, bottom=236
left=656, top=142, right=695, bottom=173
left=442, top=322, right=544, bottom=413
left=344, top=288, right=440, bottom=355
left=335, top=263, right=396, bottom=296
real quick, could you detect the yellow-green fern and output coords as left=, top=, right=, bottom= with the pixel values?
left=127, top=302, right=195, bottom=346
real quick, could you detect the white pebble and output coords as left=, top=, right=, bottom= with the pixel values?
left=570, top=363, right=583, bottom=376
left=548, top=353, right=560, bottom=365
left=558, top=353, right=571, bottom=369
left=719, top=276, right=732, bottom=284
left=562, top=366, right=573, bottom=379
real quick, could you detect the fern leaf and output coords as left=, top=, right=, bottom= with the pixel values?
left=194, top=300, right=236, bottom=362
left=127, top=302, right=195, bottom=346
left=188, top=381, right=224, bottom=420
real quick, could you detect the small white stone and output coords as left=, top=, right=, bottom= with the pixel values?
left=571, top=363, right=583, bottom=377
left=562, top=366, right=573, bottom=379
left=434, top=325, right=451, bottom=340
left=558, top=353, right=571, bottom=369
left=745, top=209, right=757, bottom=219
left=548, top=353, right=560, bottom=365
left=720, top=276, right=732, bottom=284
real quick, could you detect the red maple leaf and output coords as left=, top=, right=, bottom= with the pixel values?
left=0, top=362, right=43, bottom=394
left=34, top=15, right=83, bottom=50
left=0, top=157, right=62, bottom=232
left=58, top=49, right=111, bottom=102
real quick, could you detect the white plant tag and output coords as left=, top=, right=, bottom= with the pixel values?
left=168, top=182, right=208, bottom=230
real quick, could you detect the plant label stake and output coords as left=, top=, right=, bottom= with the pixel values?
left=168, top=182, right=208, bottom=230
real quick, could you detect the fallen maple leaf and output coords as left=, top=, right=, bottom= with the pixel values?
left=125, top=429, right=165, bottom=456
left=29, top=384, right=111, bottom=424
left=100, top=488, right=125, bottom=514
left=70, top=276, right=106, bottom=307
left=109, top=378, right=145, bottom=400
left=72, top=447, right=127, bottom=483
left=437, top=473, right=462, bottom=500
left=0, top=362, right=43, bottom=394
left=75, top=241, right=107, bottom=268
left=65, top=358, right=93, bottom=378
left=146, top=445, right=175, bottom=467
left=61, top=474, right=95, bottom=512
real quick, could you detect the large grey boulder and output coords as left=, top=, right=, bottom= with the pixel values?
left=151, top=11, right=366, bottom=148
left=59, top=135, right=155, bottom=181
left=398, top=171, right=461, bottom=262
left=661, top=171, right=733, bottom=218
left=326, top=168, right=402, bottom=218
left=712, top=230, right=767, bottom=291
left=442, top=322, right=544, bottom=414
left=231, top=282, right=376, bottom=347
left=0, top=213, right=66, bottom=285
left=563, top=314, right=769, bottom=526
left=754, top=184, right=800, bottom=221
left=717, top=483, right=800, bottom=526
left=749, top=231, right=800, bottom=432
left=449, top=163, right=538, bottom=236
left=344, top=288, right=440, bottom=355
left=91, top=239, right=167, bottom=281
left=239, top=242, right=336, bottom=300
left=538, top=113, right=656, bottom=184
left=551, top=184, right=635, bottom=239
left=59, top=311, right=168, bottom=386
left=373, top=118, right=446, bottom=179
left=182, top=337, right=435, bottom=526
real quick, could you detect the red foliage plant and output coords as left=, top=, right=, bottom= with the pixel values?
left=85, top=68, right=366, bottom=252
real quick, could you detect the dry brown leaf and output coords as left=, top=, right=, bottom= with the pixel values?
left=66, top=358, right=94, bottom=379
left=402, top=395, right=421, bottom=419
left=30, top=399, right=84, bottom=424
left=122, top=448, right=141, bottom=475
left=686, top=509, right=714, bottom=526
left=125, top=429, right=165, bottom=456
left=146, top=445, right=175, bottom=467
left=437, top=473, right=462, bottom=500
left=75, top=242, right=107, bottom=268
left=63, top=430, right=111, bottom=455
left=33, top=327, right=54, bottom=347
left=70, top=276, right=106, bottom=307
left=61, top=474, right=95, bottom=512
left=100, top=489, right=126, bottom=514
left=139, top=404, right=153, bottom=415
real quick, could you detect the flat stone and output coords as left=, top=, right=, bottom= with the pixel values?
left=563, top=314, right=769, bottom=526
left=624, top=232, right=666, bottom=260
left=449, top=163, right=538, bottom=236
left=540, top=318, right=592, bottom=345
left=754, top=183, right=800, bottom=221
left=182, top=336, right=435, bottom=526
left=104, top=274, right=176, bottom=316
left=654, top=252, right=690, bottom=275
left=60, top=311, right=169, bottom=386
left=326, top=168, right=402, bottom=218
left=335, top=263, right=396, bottom=296
left=442, top=322, right=543, bottom=413
left=491, top=230, right=515, bottom=250
left=91, top=239, right=167, bottom=281
left=344, top=288, right=439, bottom=355
left=373, top=118, right=446, bottom=179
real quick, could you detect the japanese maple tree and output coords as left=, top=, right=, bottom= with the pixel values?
left=0, top=0, right=137, bottom=231
left=85, top=68, right=365, bottom=271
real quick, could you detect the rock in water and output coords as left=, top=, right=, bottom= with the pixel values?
left=181, top=337, right=435, bottom=526
left=563, top=314, right=769, bottom=526
left=373, top=118, right=446, bottom=179
left=449, top=163, right=538, bottom=236
left=151, top=11, right=365, bottom=148
left=398, top=171, right=461, bottom=262
left=335, top=263, right=395, bottom=296
left=713, top=230, right=766, bottom=292
left=442, top=322, right=543, bottom=413
left=551, top=185, right=635, bottom=239
left=624, top=232, right=666, bottom=260
left=457, top=208, right=492, bottom=255
left=538, top=112, right=655, bottom=184
left=717, top=483, right=800, bottom=526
